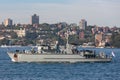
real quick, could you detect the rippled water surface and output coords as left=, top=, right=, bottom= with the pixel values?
left=0, top=47, right=120, bottom=80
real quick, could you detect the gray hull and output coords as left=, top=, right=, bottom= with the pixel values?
left=7, top=52, right=112, bottom=63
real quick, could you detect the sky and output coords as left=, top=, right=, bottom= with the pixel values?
left=0, top=0, right=120, bottom=27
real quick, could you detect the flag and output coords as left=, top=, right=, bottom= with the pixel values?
left=111, top=51, right=115, bottom=57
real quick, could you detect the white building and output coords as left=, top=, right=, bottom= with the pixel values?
left=14, top=28, right=26, bottom=37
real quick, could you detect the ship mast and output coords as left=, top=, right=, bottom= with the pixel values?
left=66, top=30, right=69, bottom=54
left=66, top=30, right=72, bottom=54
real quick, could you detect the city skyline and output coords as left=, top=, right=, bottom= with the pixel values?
left=0, top=0, right=120, bottom=27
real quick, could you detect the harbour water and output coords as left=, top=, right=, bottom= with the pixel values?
left=0, top=47, right=120, bottom=80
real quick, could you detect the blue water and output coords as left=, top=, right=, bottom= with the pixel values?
left=0, top=47, right=120, bottom=80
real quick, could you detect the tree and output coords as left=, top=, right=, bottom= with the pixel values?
left=111, top=32, right=120, bottom=48
left=26, top=32, right=38, bottom=40
left=10, top=31, right=18, bottom=38
left=68, top=34, right=84, bottom=45
left=0, top=38, right=9, bottom=45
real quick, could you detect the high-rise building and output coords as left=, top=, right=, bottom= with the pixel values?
left=4, top=18, right=13, bottom=26
left=31, top=14, right=39, bottom=25
left=79, top=19, right=87, bottom=30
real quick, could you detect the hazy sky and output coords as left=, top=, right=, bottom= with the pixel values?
left=0, top=0, right=120, bottom=27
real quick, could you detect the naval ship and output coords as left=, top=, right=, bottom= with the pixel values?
left=7, top=43, right=113, bottom=63
left=7, top=31, right=113, bottom=63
